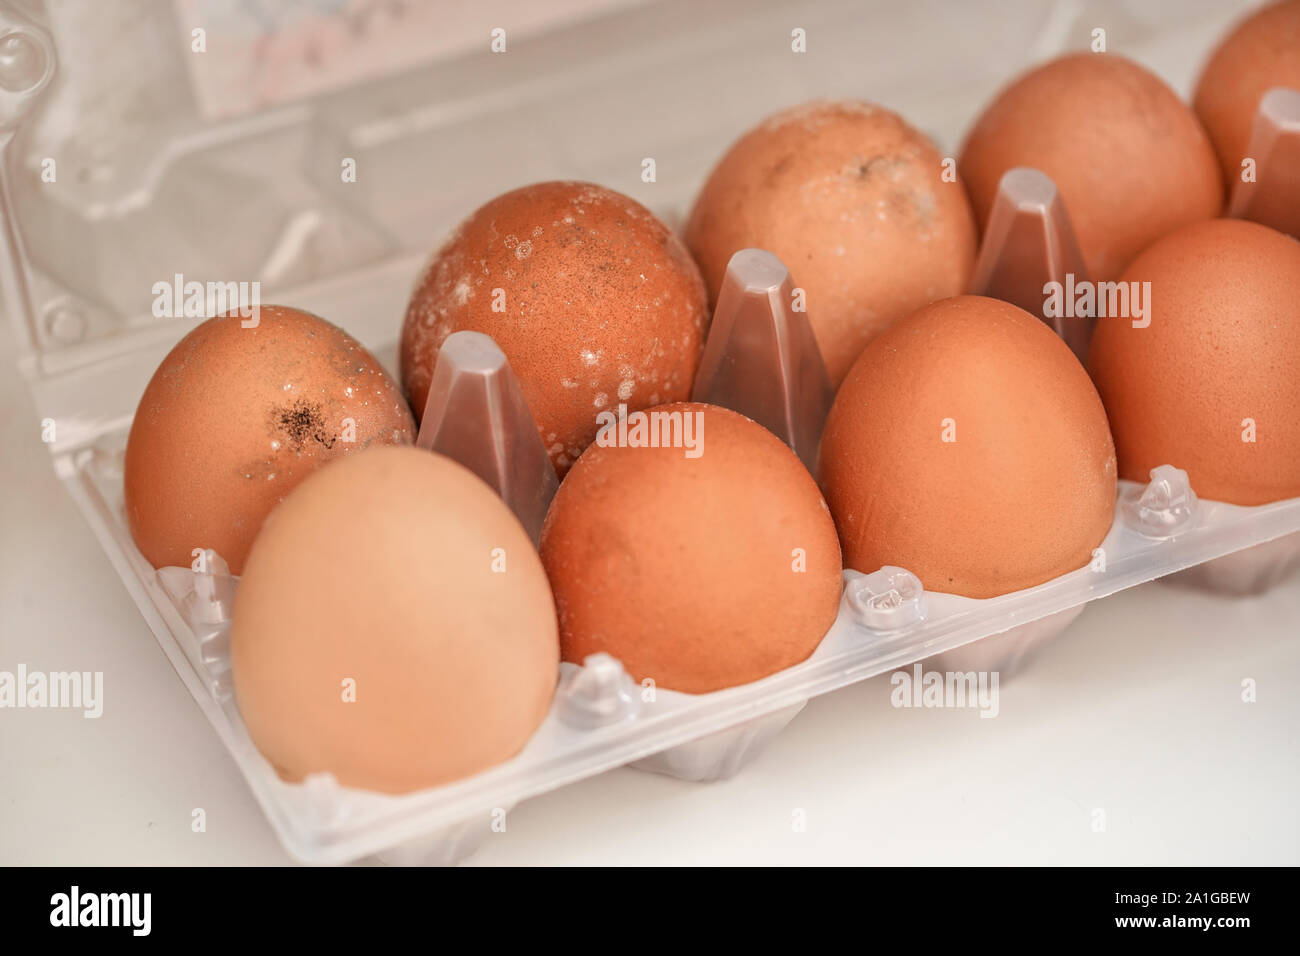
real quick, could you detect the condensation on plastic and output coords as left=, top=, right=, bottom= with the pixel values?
left=5, top=0, right=1300, bottom=866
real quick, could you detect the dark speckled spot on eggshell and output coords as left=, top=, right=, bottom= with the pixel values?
left=123, top=305, right=415, bottom=574
left=270, top=398, right=337, bottom=452
left=683, top=100, right=978, bottom=386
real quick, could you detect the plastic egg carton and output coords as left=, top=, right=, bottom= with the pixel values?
left=52, top=418, right=1300, bottom=864
left=5, top=0, right=1296, bottom=865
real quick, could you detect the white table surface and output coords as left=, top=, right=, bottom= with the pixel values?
left=3, top=0, right=1297, bottom=867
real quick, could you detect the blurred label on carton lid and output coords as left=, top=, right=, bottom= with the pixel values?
left=172, top=0, right=641, bottom=121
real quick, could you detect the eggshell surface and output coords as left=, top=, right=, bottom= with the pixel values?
left=960, top=53, right=1223, bottom=281
left=1088, top=218, right=1300, bottom=506
left=684, top=100, right=977, bottom=385
left=124, top=305, right=414, bottom=574
left=1193, top=0, right=1300, bottom=187
left=539, top=403, right=842, bottom=694
left=819, top=296, right=1117, bottom=599
left=400, top=181, right=710, bottom=476
left=231, top=445, right=559, bottom=794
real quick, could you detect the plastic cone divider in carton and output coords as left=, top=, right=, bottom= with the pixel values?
left=969, top=166, right=1093, bottom=363
left=690, top=248, right=835, bottom=474
left=416, top=330, right=559, bottom=546
left=1227, top=87, right=1300, bottom=239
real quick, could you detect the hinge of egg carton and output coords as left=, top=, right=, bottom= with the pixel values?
left=0, top=4, right=55, bottom=363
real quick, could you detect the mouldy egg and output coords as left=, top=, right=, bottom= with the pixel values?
left=1194, top=0, right=1300, bottom=189
left=231, top=445, right=559, bottom=793
left=400, top=180, right=710, bottom=476
left=1088, top=218, right=1300, bottom=506
left=819, top=296, right=1117, bottom=600
left=959, top=53, right=1223, bottom=282
left=684, top=100, right=977, bottom=385
left=123, top=305, right=414, bottom=575
left=539, top=402, right=842, bottom=694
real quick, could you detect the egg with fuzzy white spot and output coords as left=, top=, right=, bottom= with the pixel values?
left=401, top=181, right=709, bottom=477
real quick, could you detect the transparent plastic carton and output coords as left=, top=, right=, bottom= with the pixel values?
left=3, top=0, right=1297, bottom=864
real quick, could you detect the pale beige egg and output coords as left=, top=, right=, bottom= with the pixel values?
left=231, top=445, right=559, bottom=793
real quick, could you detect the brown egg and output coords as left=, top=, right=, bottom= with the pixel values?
left=819, top=296, right=1116, bottom=599
left=124, top=305, right=414, bottom=574
left=683, top=100, right=977, bottom=385
left=401, top=181, right=709, bottom=476
left=1088, top=219, right=1300, bottom=505
left=539, top=403, right=842, bottom=693
left=1194, top=0, right=1300, bottom=186
left=959, top=53, right=1223, bottom=282
left=232, top=445, right=558, bottom=794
